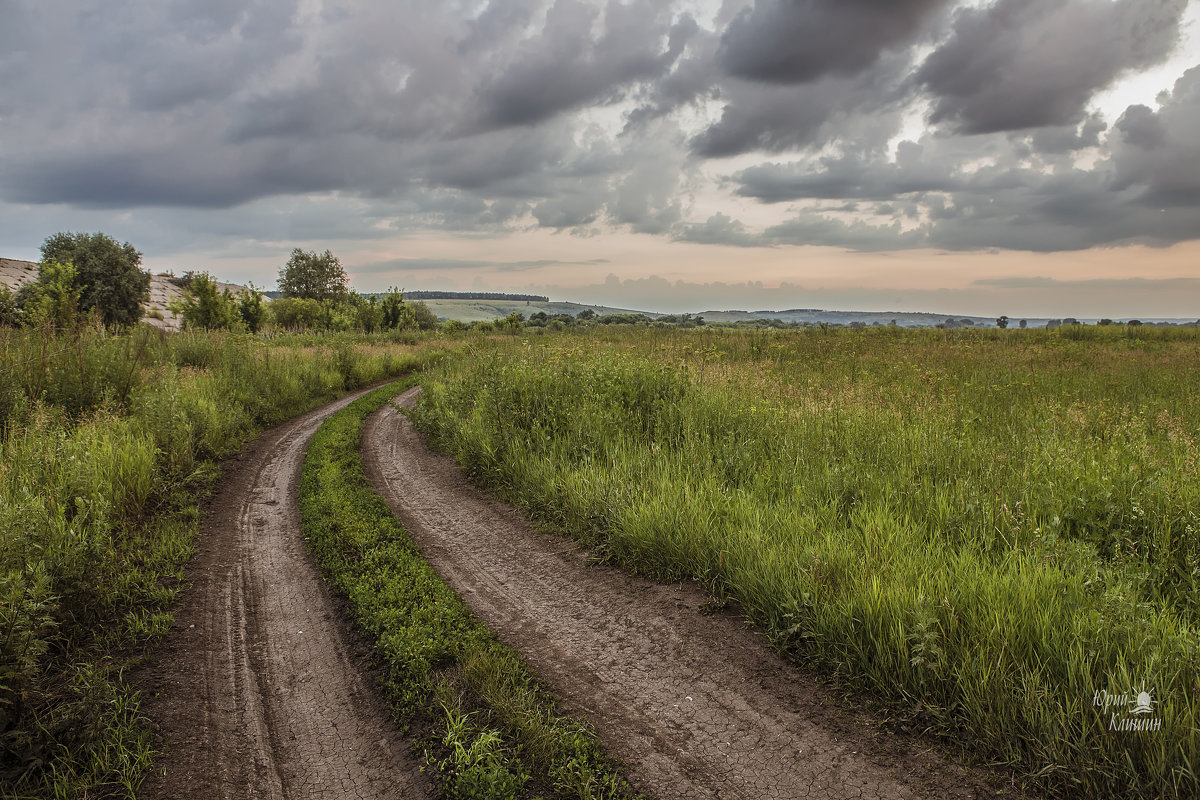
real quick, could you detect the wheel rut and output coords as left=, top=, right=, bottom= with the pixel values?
left=137, top=388, right=429, bottom=800
left=362, top=387, right=1012, bottom=800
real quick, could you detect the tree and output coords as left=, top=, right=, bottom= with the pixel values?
left=498, top=311, right=524, bottom=333
left=177, top=272, right=237, bottom=330
left=0, top=283, right=17, bottom=327
left=411, top=300, right=438, bottom=330
left=996, top=315, right=1009, bottom=329
left=277, top=248, right=347, bottom=301
left=381, top=287, right=415, bottom=330
left=348, top=292, right=383, bottom=333
left=40, top=231, right=149, bottom=327
left=236, top=284, right=267, bottom=333
left=17, top=260, right=81, bottom=330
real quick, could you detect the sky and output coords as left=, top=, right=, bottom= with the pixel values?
left=1, top=0, right=1198, bottom=317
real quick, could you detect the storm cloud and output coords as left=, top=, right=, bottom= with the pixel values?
left=918, top=0, right=1188, bottom=133
left=0, top=0, right=1198, bottom=262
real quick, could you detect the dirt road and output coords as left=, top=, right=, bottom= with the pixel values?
left=363, top=388, right=1006, bottom=800
left=138, top=388, right=429, bottom=800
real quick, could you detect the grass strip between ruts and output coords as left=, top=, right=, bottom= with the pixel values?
left=298, top=380, right=642, bottom=800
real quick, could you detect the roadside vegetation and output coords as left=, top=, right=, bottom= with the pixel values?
left=0, top=322, right=446, bottom=798
left=299, top=383, right=638, bottom=800
left=412, top=324, right=1200, bottom=800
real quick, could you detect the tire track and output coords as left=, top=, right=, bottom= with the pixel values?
left=362, top=387, right=1010, bottom=800
left=138, top=388, right=429, bottom=800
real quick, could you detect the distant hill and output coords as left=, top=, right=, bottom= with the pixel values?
left=404, top=291, right=549, bottom=302
left=416, top=297, right=662, bottom=323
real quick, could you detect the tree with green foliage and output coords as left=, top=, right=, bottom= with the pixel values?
left=277, top=248, right=347, bottom=302
left=411, top=300, right=438, bottom=330
left=996, top=315, right=1009, bottom=329
left=39, top=232, right=149, bottom=327
left=348, top=292, right=383, bottom=333
left=498, top=311, right=524, bottom=333
left=16, top=260, right=81, bottom=330
left=381, top=287, right=416, bottom=330
left=177, top=272, right=238, bottom=330
left=0, top=283, right=17, bottom=327
left=236, top=284, right=267, bottom=333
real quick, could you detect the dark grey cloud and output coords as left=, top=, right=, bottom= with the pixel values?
left=470, top=0, right=684, bottom=131
left=919, top=0, right=1188, bottom=133
left=718, top=0, right=950, bottom=84
left=0, top=0, right=1197, bottom=261
left=690, top=51, right=914, bottom=158
left=674, top=213, right=761, bottom=247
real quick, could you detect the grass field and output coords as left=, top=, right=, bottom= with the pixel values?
left=412, top=325, right=1200, bottom=799
left=0, top=324, right=447, bottom=798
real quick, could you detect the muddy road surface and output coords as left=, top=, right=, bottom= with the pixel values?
left=138, top=388, right=429, bottom=800
left=363, top=388, right=1009, bottom=800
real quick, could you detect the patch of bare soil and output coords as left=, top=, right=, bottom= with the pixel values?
left=136, top=389, right=429, bottom=800
left=362, top=388, right=1022, bottom=800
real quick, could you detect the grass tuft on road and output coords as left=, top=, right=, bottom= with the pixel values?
left=298, top=381, right=640, bottom=800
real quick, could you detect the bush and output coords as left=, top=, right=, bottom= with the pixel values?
left=270, top=297, right=324, bottom=330
left=177, top=273, right=238, bottom=331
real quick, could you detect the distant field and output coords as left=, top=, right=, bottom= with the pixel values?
left=417, top=297, right=659, bottom=322
left=414, top=324, right=1200, bottom=799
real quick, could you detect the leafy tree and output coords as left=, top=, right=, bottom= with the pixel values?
left=277, top=248, right=347, bottom=301
left=381, top=287, right=416, bottom=330
left=349, top=292, right=383, bottom=333
left=40, top=232, right=149, bottom=327
left=236, top=284, right=267, bottom=333
left=1019, top=319, right=1027, bottom=329
left=996, top=315, right=1009, bottom=329
left=0, top=283, right=17, bottom=326
left=411, top=300, right=438, bottom=330
left=18, top=260, right=81, bottom=330
left=577, top=308, right=596, bottom=321
left=498, top=311, right=524, bottom=333
left=176, top=272, right=237, bottom=330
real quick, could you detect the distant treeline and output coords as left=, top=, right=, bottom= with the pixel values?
left=403, top=291, right=549, bottom=302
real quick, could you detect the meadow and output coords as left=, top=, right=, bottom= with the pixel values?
left=412, top=324, right=1200, bottom=799
left=0, top=323, right=446, bottom=798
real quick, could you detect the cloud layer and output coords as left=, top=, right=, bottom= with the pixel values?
left=0, top=0, right=1196, bottom=260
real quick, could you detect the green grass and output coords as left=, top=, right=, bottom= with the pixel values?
left=0, top=323, right=448, bottom=798
left=412, top=325, right=1200, bottom=800
left=298, top=382, right=640, bottom=800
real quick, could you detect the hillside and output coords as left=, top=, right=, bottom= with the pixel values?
left=416, top=297, right=662, bottom=323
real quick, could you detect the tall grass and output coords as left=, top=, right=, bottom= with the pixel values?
left=413, top=326, right=1200, bottom=799
left=0, top=323, right=447, bottom=798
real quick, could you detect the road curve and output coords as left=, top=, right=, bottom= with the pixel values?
left=362, top=387, right=1001, bottom=800
left=137, top=387, right=429, bottom=800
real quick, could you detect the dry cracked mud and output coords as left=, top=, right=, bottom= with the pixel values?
left=137, top=388, right=430, bottom=800
left=362, top=387, right=1017, bottom=800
